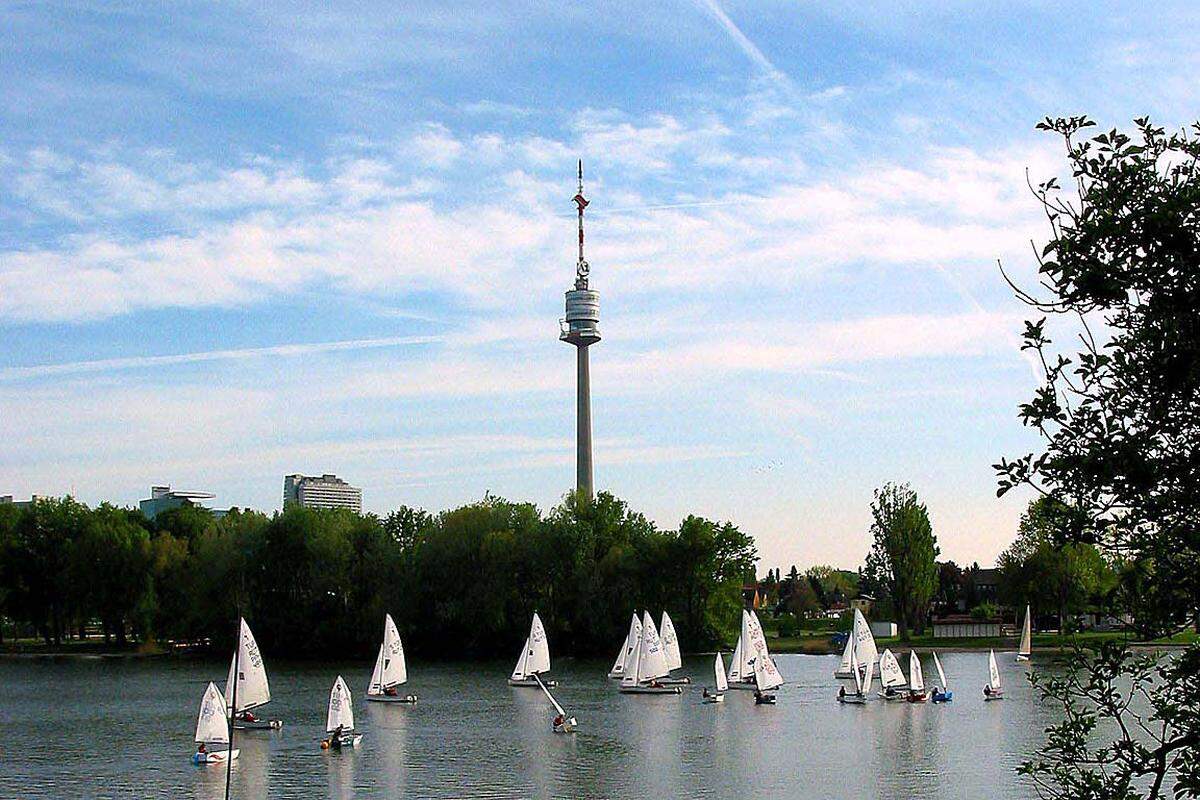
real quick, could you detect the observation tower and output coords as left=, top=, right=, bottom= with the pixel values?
left=560, top=161, right=601, bottom=499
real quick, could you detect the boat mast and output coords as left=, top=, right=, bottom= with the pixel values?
left=225, top=618, right=240, bottom=800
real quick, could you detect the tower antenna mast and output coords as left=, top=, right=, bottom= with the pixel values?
left=573, top=159, right=590, bottom=289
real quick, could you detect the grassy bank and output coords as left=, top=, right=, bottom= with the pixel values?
left=766, top=629, right=1196, bottom=656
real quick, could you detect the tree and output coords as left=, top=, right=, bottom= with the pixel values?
left=935, top=561, right=964, bottom=614
left=861, top=483, right=939, bottom=638
left=997, top=116, right=1200, bottom=799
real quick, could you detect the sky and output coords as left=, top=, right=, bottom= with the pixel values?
left=2, top=1, right=1198, bottom=573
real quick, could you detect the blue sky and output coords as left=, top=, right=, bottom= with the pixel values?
left=2, top=1, right=1198, bottom=571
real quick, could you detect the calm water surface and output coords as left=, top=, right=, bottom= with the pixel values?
left=0, top=652, right=1053, bottom=799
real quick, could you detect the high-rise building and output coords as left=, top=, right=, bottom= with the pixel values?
left=559, top=161, right=601, bottom=500
left=283, top=474, right=362, bottom=512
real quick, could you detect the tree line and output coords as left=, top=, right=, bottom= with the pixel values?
left=0, top=491, right=758, bottom=658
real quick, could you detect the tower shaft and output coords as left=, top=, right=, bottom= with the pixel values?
left=576, top=344, right=594, bottom=498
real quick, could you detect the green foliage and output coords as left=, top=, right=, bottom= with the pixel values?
left=861, top=483, right=940, bottom=638
left=999, top=497, right=1117, bottom=631
left=998, top=116, right=1200, bottom=799
left=0, top=491, right=757, bottom=658
left=970, top=602, right=999, bottom=621
left=775, top=612, right=799, bottom=638
left=1020, top=643, right=1200, bottom=800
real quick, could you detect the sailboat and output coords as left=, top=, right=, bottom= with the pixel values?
left=984, top=650, right=1004, bottom=700
left=192, top=682, right=239, bottom=764
left=753, top=646, right=783, bottom=704
left=619, top=611, right=682, bottom=694
left=321, top=675, right=363, bottom=748
left=509, top=612, right=556, bottom=687
left=834, top=608, right=879, bottom=679
left=226, top=618, right=282, bottom=730
left=838, top=644, right=869, bottom=704
left=608, top=613, right=642, bottom=679
left=1016, top=605, right=1032, bottom=662
left=366, top=613, right=416, bottom=703
left=930, top=651, right=953, bottom=702
left=729, top=610, right=781, bottom=690
left=658, top=611, right=691, bottom=685
left=906, top=651, right=927, bottom=702
left=702, top=651, right=728, bottom=703
left=877, top=649, right=907, bottom=701
left=534, top=673, right=576, bottom=733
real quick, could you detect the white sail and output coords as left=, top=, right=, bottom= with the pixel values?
left=933, top=651, right=948, bottom=691
left=714, top=651, right=728, bottom=693
left=1018, top=605, right=1032, bottom=658
left=195, top=682, right=230, bottom=744
left=609, top=614, right=636, bottom=676
left=660, top=611, right=683, bottom=672
left=226, top=618, right=270, bottom=713
left=862, top=651, right=875, bottom=694
left=728, top=634, right=744, bottom=683
left=852, top=608, right=878, bottom=669
left=526, top=613, right=551, bottom=675
left=879, top=649, right=905, bottom=688
left=754, top=653, right=783, bottom=692
left=511, top=636, right=531, bottom=681
left=851, top=644, right=863, bottom=694
left=838, top=625, right=856, bottom=674
left=368, top=613, right=408, bottom=695
left=327, top=675, right=355, bottom=732
left=988, top=650, right=1002, bottom=691
left=638, top=611, right=670, bottom=681
left=620, top=627, right=643, bottom=688
left=909, top=651, right=925, bottom=692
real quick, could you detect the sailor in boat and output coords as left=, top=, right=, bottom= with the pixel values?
left=754, top=688, right=776, bottom=705
left=983, top=685, right=998, bottom=699
left=838, top=685, right=846, bottom=701
left=702, top=687, right=712, bottom=700
left=882, top=686, right=899, bottom=700
left=384, top=686, right=399, bottom=697
left=553, top=713, right=564, bottom=729
left=196, top=742, right=207, bottom=757
left=325, top=724, right=345, bottom=750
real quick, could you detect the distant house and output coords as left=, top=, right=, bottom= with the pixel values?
left=962, top=568, right=1001, bottom=608
left=851, top=595, right=874, bottom=616
left=932, top=614, right=1002, bottom=638
left=139, top=485, right=227, bottom=521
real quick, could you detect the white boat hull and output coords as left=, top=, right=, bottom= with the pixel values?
left=509, top=677, right=557, bottom=688
left=727, top=680, right=760, bottom=691
left=192, top=748, right=239, bottom=764
left=878, top=690, right=908, bottom=702
left=659, top=676, right=691, bottom=685
left=837, top=694, right=866, bottom=705
left=607, top=670, right=623, bottom=679
left=234, top=719, right=283, bottom=730
left=702, top=694, right=724, bottom=704
left=323, top=733, right=363, bottom=749
left=985, top=692, right=1004, bottom=701
left=1016, top=655, right=1030, bottom=662
left=619, top=685, right=682, bottom=694
left=366, top=693, right=417, bottom=704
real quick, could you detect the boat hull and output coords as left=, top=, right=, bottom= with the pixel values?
left=619, top=685, right=682, bottom=694
left=906, top=692, right=928, bottom=703
left=1016, top=655, right=1030, bottom=662
left=837, top=695, right=866, bottom=705
left=727, top=681, right=760, bottom=691
left=366, top=694, right=417, bottom=704
left=659, top=676, right=691, bottom=685
left=234, top=719, right=283, bottom=730
left=509, top=677, right=557, bottom=688
left=931, top=691, right=953, bottom=703
left=878, top=690, right=907, bottom=702
left=192, top=749, right=239, bottom=765
left=607, top=670, right=623, bottom=679
left=553, top=716, right=577, bottom=734
left=702, top=694, right=725, bottom=704
left=755, top=694, right=777, bottom=705
left=321, top=734, right=363, bottom=749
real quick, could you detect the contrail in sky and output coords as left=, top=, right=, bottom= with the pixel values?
left=0, top=335, right=442, bottom=381
left=693, top=0, right=796, bottom=94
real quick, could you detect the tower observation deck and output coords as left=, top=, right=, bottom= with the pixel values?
left=560, top=161, right=600, bottom=499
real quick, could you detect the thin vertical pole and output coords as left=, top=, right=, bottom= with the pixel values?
left=225, top=618, right=240, bottom=800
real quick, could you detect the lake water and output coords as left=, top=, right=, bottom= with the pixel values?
left=0, top=651, right=1053, bottom=799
